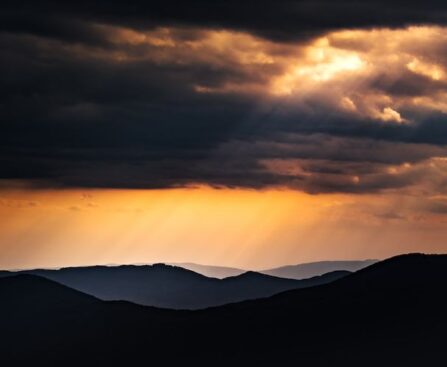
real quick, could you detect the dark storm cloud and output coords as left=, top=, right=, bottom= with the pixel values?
left=4, top=1, right=447, bottom=42
left=2, top=1, right=447, bottom=193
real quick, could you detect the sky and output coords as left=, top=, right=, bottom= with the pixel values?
left=1, top=1, right=447, bottom=269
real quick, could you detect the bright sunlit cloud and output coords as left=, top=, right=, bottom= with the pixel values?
left=81, top=25, right=447, bottom=124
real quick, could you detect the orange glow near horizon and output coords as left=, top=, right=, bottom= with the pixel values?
left=1, top=186, right=446, bottom=271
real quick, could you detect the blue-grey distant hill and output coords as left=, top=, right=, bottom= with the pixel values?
left=170, top=260, right=377, bottom=279
left=261, top=259, right=377, bottom=279
left=168, top=262, right=246, bottom=278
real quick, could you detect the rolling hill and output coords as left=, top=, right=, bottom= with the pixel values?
left=0, top=254, right=446, bottom=366
left=261, top=259, right=377, bottom=279
left=0, top=264, right=348, bottom=309
left=169, top=259, right=377, bottom=279
left=168, top=262, right=246, bottom=278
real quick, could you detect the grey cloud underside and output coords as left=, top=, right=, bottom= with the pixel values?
left=2, top=2, right=447, bottom=193
left=4, top=1, right=447, bottom=42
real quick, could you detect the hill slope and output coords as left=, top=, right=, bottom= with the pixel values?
left=168, top=262, right=245, bottom=278
left=0, top=264, right=348, bottom=309
left=1, top=254, right=446, bottom=366
left=261, top=259, right=377, bottom=279
left=168, top=259, right=377, bottom=279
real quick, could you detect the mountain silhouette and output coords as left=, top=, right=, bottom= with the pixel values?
left=261, top=259, right=377, bottom=279
left=0, top=264, right=349, bottom=309
left=169, top=259, right=377, bottom=279
left=168, top=262, right=246, bottom=278
left=1, top=254, right=446, bottom=366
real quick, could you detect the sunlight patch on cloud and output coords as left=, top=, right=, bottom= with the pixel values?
left=270, top=37, right=365, bottom=94
left=376, top=107, right=406, bottom=124
left=407, top=58, right=445, bottom=81
left=31, top=24, right=447, bottom=124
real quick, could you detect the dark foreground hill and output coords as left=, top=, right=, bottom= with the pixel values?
left=0, top=264, right=348, bottom=309
left=0, top=254, right=446, bottom=367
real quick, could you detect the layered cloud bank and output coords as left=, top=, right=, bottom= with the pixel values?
left=2, top=2, right=447, bottom=202
left=2, top=1, right=447, bottom=269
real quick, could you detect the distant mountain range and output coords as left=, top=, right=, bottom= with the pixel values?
left=261, top=259, right=377, bottom=279
left=168, top=262, right=246, bottom=278
left=1, top=253, right=446, bottom=366
left=170, top=259, right=377, bottom=279
left=0, top=264, right=349, bottom=309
